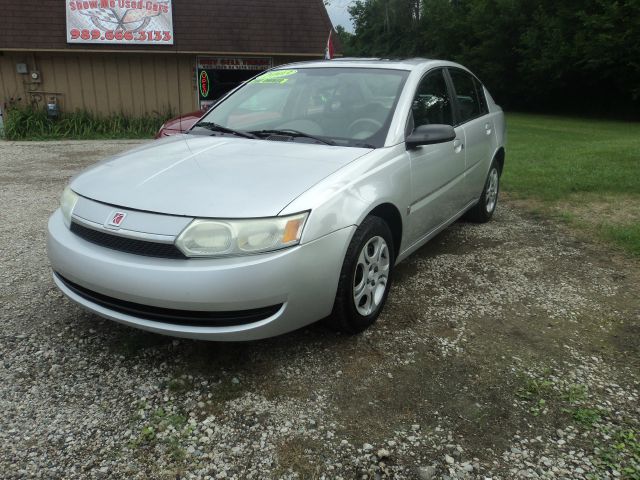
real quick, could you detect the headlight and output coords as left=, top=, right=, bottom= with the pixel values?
left=60, top=187, right=79, bottom=227
left=175, top=212, right=309, bottom=258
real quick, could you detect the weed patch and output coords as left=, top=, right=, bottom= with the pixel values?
left=569, top=407, right=604, bottom=427
left=129, top=407, right=192, bottom=465
left=563, top=384, right=589, bottom=404
left=3, top=105, right=170, bottom=140
left=594, top=428, right=640, bottom=479
left=165, top=376, right=194, bottom=394
left=273, top=437, right=323, bottom=479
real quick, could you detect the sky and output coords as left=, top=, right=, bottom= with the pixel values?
left=326, top=1, right=355, bottom=32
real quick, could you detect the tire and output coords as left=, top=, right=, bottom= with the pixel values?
left=465, top=159, right=500, bottom=223
left=326, top=216, right=395, bottom=334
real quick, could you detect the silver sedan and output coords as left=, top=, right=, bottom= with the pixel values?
left=47, top=58, right=506, bottom=341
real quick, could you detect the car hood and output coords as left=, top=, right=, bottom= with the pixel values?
left=71, top=135, right=372, bottom=218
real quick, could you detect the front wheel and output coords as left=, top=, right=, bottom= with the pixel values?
left=327, top=216, right=395, bottom=333
left=465, top=159, right=500, bottom=223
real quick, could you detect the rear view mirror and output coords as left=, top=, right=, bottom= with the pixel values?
left=406, top=124, right=456, bottom=149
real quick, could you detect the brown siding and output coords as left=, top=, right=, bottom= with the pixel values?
left=0, top=53, right=24, bottom=100
left=1, top=52, right=197, bottom=116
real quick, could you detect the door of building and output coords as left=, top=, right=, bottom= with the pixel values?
left=196, top=56, right=273, bottom=108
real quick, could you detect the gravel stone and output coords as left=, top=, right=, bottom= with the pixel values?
left=1, top=140, right=638, bottom=479
left=418, top=465, right=437, bottom=479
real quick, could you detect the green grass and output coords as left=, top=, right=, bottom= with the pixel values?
left=503, top=113, right=640, bottom=199
left=503, top=113, right=640, bottom=255
left=601, top=223, right=640, bottom=257
left=3, top=105, right=170, bottom=140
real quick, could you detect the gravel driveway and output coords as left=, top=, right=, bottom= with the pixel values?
left=1, top=140, right=638, bottom=480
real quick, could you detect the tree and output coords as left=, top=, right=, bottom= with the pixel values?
left=348, top=0, right=422, bottom=56
left=335, top=25, right=356, bottom=56
left=345, top=0, right=640, bottom=116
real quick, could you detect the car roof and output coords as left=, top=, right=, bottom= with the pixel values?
left=280, top=57, right=450, bottom=71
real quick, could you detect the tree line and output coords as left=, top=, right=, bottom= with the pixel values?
left=336, top=0, right=640, bottom=117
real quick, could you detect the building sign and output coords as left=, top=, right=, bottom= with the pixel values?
left=66, top=0, right=174, bottom=45
left=196, top=56, right=272, bottom=109
left=197, top=57, right=273, bottom=72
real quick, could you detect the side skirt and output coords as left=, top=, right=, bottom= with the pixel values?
left=395, top=199, right=477, bottom=264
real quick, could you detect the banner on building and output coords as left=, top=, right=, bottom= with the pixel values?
left=66, top=0, right=174, bottom=45
left=196, top=57, right=273, bottom=71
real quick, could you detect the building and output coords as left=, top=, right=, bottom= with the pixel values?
left=0, top=0, right=335, bottom=117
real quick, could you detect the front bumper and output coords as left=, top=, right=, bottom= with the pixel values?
left=47, top=210, right=354, bottom=340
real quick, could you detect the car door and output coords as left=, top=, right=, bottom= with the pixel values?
left=446, top=68, right=494, bottom=203
left=405, top=68, right=467, bottom=245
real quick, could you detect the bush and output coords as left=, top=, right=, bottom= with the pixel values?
left=3, top=106, right=171, bottom=140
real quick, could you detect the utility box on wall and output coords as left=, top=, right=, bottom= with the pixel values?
left=46, top=96, right=60, bottom=119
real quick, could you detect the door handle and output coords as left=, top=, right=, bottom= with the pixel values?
left=453, top=139, right=464, bottom=153
left=484, top=123, right=493, bottom=135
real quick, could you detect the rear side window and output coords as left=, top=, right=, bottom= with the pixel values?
left=474, top=78, right=489, bottom=115
left=448, top=69, right=483, bottom=123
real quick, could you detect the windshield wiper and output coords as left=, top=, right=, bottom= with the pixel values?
left=250, top=129, right=335, bottom=146
left=195, top=122, right=258, bottom=139
left=353, top=142, right=376, bottom=149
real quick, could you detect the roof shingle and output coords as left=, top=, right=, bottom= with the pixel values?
left=0, top=0, right=335, bottom=55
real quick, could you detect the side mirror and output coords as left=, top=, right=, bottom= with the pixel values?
left=406, top=124, right=456, bottom=149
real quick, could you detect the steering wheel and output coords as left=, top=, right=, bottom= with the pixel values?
left=348, top=118, right=383, bottom=138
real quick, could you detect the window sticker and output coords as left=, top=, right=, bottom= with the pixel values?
left=253, top=69, right=298, bottom=84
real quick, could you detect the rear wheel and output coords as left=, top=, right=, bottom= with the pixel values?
left=465, top=159, right=500, bottom=223
left=327, top=216, right=395, bottom=333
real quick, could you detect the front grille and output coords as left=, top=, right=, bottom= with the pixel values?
left=56, top=273, right=283, bottom=327
left=70, top=221, right=186, bottom=259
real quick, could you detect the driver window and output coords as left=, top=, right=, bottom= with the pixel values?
left=410, top=70, right=453, bottom=131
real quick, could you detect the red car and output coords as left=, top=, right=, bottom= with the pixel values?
left=155, top=109, right=206, bottom=138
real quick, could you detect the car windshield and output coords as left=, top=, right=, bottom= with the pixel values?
left=196, top=67, right=410, bottom=148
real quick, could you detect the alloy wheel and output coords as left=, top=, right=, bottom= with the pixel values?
left=485, top=167, right=499, bottom=213
left=353, top=236, right=390, bottom=316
